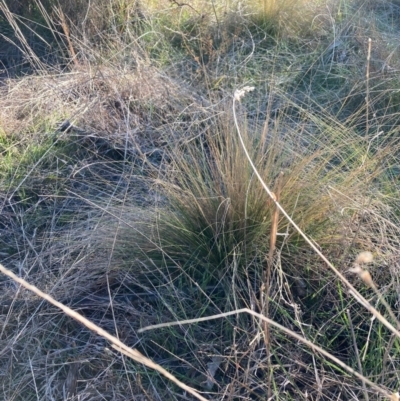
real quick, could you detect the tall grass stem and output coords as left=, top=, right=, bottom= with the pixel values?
left=232, top=87, right=400, bottom=340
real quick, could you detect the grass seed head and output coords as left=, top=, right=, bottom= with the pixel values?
left=355, top=251, right=374, bottom=265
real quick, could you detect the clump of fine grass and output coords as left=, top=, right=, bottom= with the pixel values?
left=150, top=97, right=394, bottom=278
left=88, top=90, right=400, bottom=399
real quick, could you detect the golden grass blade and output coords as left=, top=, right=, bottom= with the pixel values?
left=263, top=171, right=283, bottom=399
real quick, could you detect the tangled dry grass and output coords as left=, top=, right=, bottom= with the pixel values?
left=1, top=1, right=400, bottom=400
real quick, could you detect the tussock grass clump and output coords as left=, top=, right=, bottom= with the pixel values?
left=160, top=101, right=396, bottom=260
left=88, top=99, right=400, bottom=399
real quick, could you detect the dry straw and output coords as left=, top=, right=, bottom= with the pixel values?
left=0, top=263, right=208, bottom=401
left=139, top=307, right=396, bottom=399
left=232, top=86, right=400, bottom=340
left=229, top=86, right=400, bottom=399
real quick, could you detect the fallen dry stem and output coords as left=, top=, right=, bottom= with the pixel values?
left=139, top=308, right=395, bottom=399
left=0, top=264, right=208, bottom=401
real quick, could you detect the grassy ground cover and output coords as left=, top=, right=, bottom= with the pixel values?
left=0, top=0, right=400, bottom=400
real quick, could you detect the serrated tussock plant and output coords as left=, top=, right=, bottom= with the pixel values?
left=147, top=104, right=376, bottom=285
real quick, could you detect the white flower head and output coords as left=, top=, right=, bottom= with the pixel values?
left=234, top=86, right=255, bottom=102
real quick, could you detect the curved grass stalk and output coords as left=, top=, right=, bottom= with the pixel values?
left=232, top=86, right=400, bottom=340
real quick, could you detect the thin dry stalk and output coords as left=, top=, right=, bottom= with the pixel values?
left=0, top=264, right=208, bottom=401
left=365, top=38, right=372, bottom=137
left=0, top=1, right=45, bottom=71
left=262, top=171, right=283, bottom=399
left=139, top=307, right=397, bottom=400
left=232, top=87, right=400, bottom=342
left=54, top=6, right=80, bottom=67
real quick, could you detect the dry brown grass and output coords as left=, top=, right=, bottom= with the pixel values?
left=1, top=0, right=400, bottom=400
